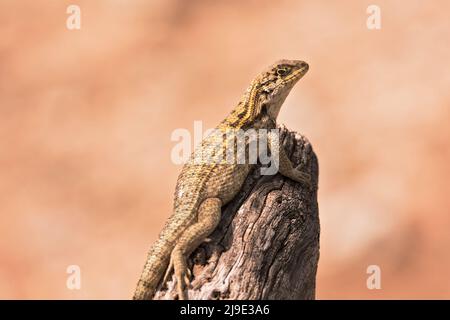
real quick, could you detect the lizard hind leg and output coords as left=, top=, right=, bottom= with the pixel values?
left=170, top=197, right=222, bottom=300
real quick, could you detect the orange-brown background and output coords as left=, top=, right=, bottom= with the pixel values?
left=1, top=0, right=449, bottom=299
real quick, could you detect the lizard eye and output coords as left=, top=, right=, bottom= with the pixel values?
left=276, top=67, right=289, bottom=76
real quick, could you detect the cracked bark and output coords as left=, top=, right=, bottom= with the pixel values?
left=154, top=126, right=320, bottom=300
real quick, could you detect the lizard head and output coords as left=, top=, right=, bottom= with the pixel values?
left=254, top=59, right=309, bottom=120
left=224, top=60, right=309, bottom=128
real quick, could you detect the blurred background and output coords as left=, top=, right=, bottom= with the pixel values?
left=1, top=0, right=449, bottom=299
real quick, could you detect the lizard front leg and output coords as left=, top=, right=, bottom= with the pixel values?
left=170, top=197, right=222, bottom=300
left=268, top=130, right=311, bottom=186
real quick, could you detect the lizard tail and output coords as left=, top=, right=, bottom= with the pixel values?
left=133, top=237, right=173, bottom=300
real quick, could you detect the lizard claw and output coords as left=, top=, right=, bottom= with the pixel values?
left=187, top=267, right=192, bottom=278
left=171, top=250, right=192, bottom=300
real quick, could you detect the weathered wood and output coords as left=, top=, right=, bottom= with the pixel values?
left=154, top=126, right=320, bottom=300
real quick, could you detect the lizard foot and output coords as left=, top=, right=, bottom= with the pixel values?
left=291, top=166, right=312, bottom=188
left=171, top=250, right=192, bottom=300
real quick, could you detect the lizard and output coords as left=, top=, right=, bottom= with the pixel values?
left=133, top=59, right=311, bottom=300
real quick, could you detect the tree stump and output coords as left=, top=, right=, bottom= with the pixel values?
left=154, top=126, right=320, bottom=300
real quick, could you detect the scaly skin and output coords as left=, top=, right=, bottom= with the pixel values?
left=133, top=59, right=310, bottom=300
